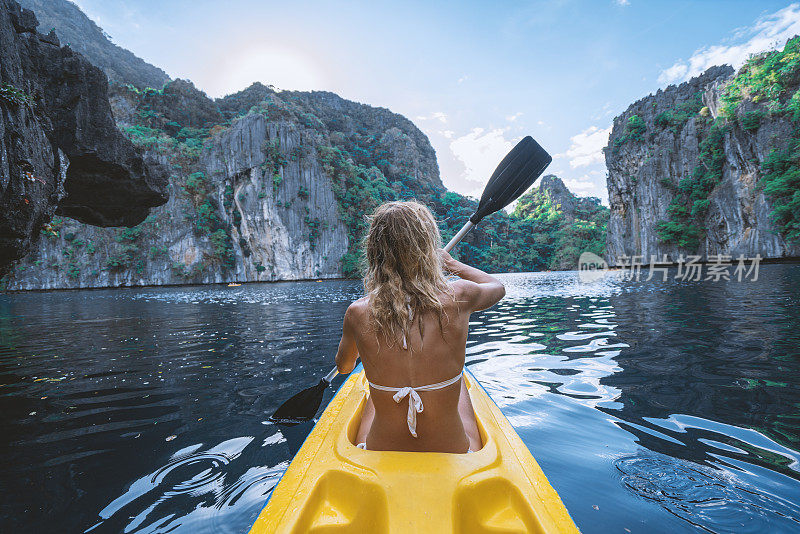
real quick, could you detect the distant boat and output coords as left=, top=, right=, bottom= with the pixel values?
left=227, top=283, right=241, bottom=287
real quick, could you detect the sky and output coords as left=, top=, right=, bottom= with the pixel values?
left=73, top=0, right=800, bottom=204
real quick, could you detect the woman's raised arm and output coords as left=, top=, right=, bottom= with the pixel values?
left=334, top=304, right=360, bottom=374
left=440, top=250, right=505, bottom=312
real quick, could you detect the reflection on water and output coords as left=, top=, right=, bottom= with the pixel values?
left=0, top=281, right=352, bottom=534
left=1, top=266, right=799, bottom=533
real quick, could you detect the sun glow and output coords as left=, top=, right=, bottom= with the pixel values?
left=208, top=45, right=329, bottom=97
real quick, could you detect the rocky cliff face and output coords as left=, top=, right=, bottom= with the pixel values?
left=605, top=49, right=800, bottom=265
left=200, top=114, right=348, bottom=282
left=217, top=84, right=442, bottom=198
left=0, top=0, right=168, bottom=274
left=17, top=0, right=170, bottom=90
left=4, top=78, right=442, bottom=289
left=8, top=115, right=347, bottom=289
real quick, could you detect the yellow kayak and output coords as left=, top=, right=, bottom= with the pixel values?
left=250, top=366, right=579, bottom=533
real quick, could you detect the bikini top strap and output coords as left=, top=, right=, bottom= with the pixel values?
left=367, top=370, right=464, bottom=438
left=401, top=299, right=412, bottom=350
left=367, top=370, right=463, bottom=393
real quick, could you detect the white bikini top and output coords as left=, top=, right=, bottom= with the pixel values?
left=368, top=371, right=463, bottom=438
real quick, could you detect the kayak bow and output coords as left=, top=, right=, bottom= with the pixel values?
left=251, top=366, right=578, bottom=533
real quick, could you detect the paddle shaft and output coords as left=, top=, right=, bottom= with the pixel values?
left=322, top=219, right=476, bottom=384
left=443, top=221, right=474, bottom=253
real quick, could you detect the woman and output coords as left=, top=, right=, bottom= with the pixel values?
left=335, top=200, right=505, bottom=453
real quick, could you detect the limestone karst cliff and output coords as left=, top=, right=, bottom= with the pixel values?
left=604, top=39, right=800, bottom=265
left=4, top=78, right=444, bottom=289
left=0, top=0, right=168, bottom=274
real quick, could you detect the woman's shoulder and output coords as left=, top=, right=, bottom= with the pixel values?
left=342, top=298, right=369, bottom=334
left=345, top=296, right=370, bottom=321
left=447, top=278, right=478, bottom=299
left=445, top=279, right=488, bottom=311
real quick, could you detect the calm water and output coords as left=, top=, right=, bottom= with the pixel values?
left=1, top=265, right=800, bottom=533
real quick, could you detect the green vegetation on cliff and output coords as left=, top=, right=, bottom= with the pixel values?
left=733, top=37, right=800, bottom=244
left=654, top=92, right=704, bottom=133
left=181, top=171, right=236, bottom=267
left=719, top=37, right=800, bottom=118
left=508, top=181, right=608, bottom=271
left=0, top=82, right=31, bottom=106
left=612, top=114, right=646, bottom=150
left=318, top=145, right=395, bottom=275
left=657, top=121, right=727, bottom=249
left=761, top=137, right=800, bottom=243
left=657, top=37, right=800, bottom=248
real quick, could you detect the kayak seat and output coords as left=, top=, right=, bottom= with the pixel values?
left=291, top=469, right=389, bottom=533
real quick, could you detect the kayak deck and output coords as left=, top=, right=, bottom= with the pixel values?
left=250, top=368, right=578, bottom=533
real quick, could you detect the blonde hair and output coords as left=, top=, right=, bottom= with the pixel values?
left=363, top=200, right=452, bottom=349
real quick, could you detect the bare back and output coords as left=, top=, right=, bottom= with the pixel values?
left=349, top=283, right=471, bottom=452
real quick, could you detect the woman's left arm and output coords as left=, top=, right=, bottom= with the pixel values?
left=335, top=305, right=359, bottom=374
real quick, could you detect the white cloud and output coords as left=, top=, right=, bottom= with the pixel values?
left=558, top=125, right=611, bottom=168
left=450, top=128, right=518, bottom=194
left=415, top=111, right=448, bottom=124
left=458, top=75, right=469, bottom=84
left=562, top=177, right=595, bottom=195
left=658, top=4, right=800, bottom=85
left=441, top=130, right=454, bottom=138
left=506, top=112, right=523, bottom=122
left=615, top=0, right=630, bottom=6
left=560, top=169, right=608, bottom=204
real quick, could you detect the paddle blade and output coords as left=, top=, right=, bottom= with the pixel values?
left=270, top=379, right=328, bottom=425
left=470, top=136, right=552, bottom=224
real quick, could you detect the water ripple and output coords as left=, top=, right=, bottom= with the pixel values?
left=2, top=268, right=800, bottom=533
left=615, top=454, right=800, bottom=533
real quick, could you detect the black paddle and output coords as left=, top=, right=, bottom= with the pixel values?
left=270, top=135, right=552, bottom=424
